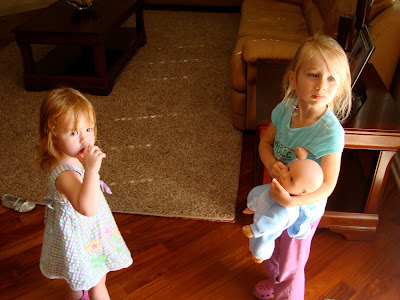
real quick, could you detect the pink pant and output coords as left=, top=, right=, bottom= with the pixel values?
left=263, top=218, right=321, bottom=300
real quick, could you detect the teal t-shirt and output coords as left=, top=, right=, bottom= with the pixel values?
left=271, top=100, right=345, bottom=222
left=272, top=101, right=344, bottom=164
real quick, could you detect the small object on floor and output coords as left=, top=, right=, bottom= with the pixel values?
left=1, top=194, right=36, bottom=213
left=66, top=0, right=95, bottom=11
left=254, top=280, right=274, bottom=299
left=66, top=290, right=90, bottom=300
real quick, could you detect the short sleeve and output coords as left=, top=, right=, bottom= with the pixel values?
left=311, top=113, right=345, bottom=159
left=271, top=101, right=292, bottom=128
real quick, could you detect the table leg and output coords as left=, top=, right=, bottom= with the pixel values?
left=365, top=150, right=397, bottom=214
left=135, top=6, right=147, bottom=45
left=16, top=42, right=34, bottom=75
left=93, top=45, right=107, bottom=77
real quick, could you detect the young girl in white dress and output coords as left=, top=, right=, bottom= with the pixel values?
left=38, top=88, right=133, bottom=300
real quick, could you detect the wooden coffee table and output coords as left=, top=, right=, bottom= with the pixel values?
left=256, top=59, right=400, bottom=241
left=13, top=0, right=146, bottom=95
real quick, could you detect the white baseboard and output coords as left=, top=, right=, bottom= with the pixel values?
left=391, top=152, right=400, bottom=191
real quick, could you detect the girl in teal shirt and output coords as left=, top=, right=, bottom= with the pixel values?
left=254, top=35, right=352, bottom=300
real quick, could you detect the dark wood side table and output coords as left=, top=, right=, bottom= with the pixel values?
left=13, top=0, right=146, bottom=96
left=256, top=59, right=400, bottom=241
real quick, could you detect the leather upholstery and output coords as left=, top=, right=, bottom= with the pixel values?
left=145, top=0, right=243, bottom=6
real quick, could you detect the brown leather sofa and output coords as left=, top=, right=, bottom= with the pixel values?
left=230, top=0, right=400, bottom=130
left=145, top=0, right=243, bottom=7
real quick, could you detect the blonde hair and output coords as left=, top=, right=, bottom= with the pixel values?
left=282, top=35, right=352, bottom=122
left=38, top=88, right=97, bottom=170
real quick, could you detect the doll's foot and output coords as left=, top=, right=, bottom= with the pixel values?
left=252, top=256, right=264, bottom=264
left=253, top=280, right=274, bottom=299
left=243, top=208, right=254, bottom=214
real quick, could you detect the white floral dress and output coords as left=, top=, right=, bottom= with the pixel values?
left=40, top=164, right=133, bottom=291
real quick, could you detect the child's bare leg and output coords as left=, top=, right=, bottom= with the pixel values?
left=66, top=285, right=83, bottom=300
left=89, top=275, right=110, bottom=300
left=243, top=208, right=254, bottom=214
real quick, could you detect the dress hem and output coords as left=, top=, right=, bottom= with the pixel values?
left=40, top=259, right=133, bottom=291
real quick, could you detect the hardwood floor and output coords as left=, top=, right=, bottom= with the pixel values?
left=1, top=132, right=400, bottom=299
left=1, top=10, right=400, bottom=300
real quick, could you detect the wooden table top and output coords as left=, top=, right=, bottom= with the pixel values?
left=13, top=0, right=143, bottom=39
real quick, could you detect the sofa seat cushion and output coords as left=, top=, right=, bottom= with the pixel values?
left=237, top=0, right=309, bottom=42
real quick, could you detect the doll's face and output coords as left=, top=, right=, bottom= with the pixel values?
left=276, top=159, right=323, bottom=195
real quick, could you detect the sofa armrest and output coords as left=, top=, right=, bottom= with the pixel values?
left=369, top=2, right=400, bottom=90
left=242, top=39, right=300, bottom=63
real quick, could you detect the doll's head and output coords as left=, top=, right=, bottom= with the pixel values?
left=38, top=88, right=96, bottom=169
left=276, top=159, right=323, bottom=196
left=282, top=35, right=352, bottom=122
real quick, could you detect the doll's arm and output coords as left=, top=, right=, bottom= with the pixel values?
left=270, top=152, right=342, bottom=207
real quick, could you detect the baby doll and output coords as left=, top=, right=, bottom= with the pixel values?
left=242, top=148, right=323, bottom=263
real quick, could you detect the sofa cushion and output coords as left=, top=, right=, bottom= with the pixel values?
left=319, top=0, right=394, bottom=38
left=238, top=0, right=309, bottom=41
left=280, top=0, right=303, bottom=4
left=303, top=0, right=357, bottom=37
left=316, top=0, right=337, bottom=20
left=369, top=1, right=400, bottom=89
left=322, top=1, right=355, bottom=37
left=303, top=0, right=324, bottom=34
left=370, top=0, right=395, bottom=20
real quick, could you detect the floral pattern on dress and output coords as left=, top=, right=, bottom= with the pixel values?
left=86, top=239, right=103, bottom=253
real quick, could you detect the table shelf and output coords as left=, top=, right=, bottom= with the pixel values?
left=327, top=149, right=378, bottom=213
left=33, top=27, right=138, bottom=77
left=13, top=0, right=146, bottom=95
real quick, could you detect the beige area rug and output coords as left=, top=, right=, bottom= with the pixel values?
left=0, top=10, right=242, bottom=221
